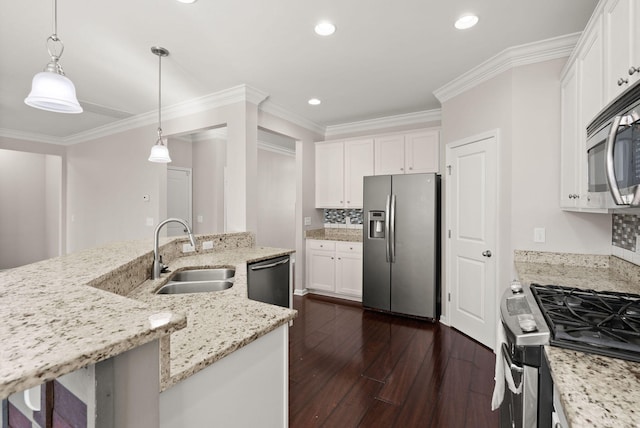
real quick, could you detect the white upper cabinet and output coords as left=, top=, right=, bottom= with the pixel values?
left=315, top=142, right=344, bottom=208
left=560, top=63, right=581, bottom=209
left=604, top=0, right=640, bottom=100
left=344, top=139, right=374, bottom=207
left=558, top=0, right=637, bottom=212
left=315, top=139, right=373, bottom=208
left=374, top=135, right=406, bottom=174
left=405, top=130, right=440, bottom=173
left=374, top=129, right=439, bottom=175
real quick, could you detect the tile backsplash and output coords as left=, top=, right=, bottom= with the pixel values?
left=612, top=214, right=640, bottom=265
left=324, top=209, right=363, bottom=225
left=612, top=214, right=640, bottom=251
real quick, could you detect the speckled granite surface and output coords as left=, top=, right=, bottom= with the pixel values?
left=305, top=228, right=363, bottom=242
left=514, top=251, right=640, bottom=428
left=0, top=239, right=187, bottom=400
left=0, top=232, right=294, bottom=400
left=128, top=247, right=297, bottom=391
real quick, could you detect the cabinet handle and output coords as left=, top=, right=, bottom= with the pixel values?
left=347, top=200, right=350, bottom=203
left=400, top=167, right=404, bottom=171
left=629, top=66, right=640, bottom=76
left=331, top=257, right=334, bottom=260
left=618, top=77, right=629, bottom=86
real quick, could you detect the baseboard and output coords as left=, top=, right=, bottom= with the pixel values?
left=293, top=288, right=309, bottom=296
left=439, top=315, right=449, bottom=326
left=306, top=289, right=362, bottom=303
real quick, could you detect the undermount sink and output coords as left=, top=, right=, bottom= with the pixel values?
left=155, top=268, right=235, bottom=295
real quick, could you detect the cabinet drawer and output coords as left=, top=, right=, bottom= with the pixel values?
left=307, top=240, right=336, bottom=251
left=336, top=242, right=362, bottom=253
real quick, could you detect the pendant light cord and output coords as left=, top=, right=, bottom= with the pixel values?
left=52, top=0, right=57, bottom=38
left=158, top=52, right=162, bottom=137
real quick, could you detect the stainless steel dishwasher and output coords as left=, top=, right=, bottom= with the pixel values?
left=247, top=255, right=290, bottom=308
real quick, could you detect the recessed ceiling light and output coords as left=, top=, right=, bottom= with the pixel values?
left=308, top=98, right=322, bottom=106
left=314, top=21, right=336, bottom=36
left=454, top=14, right=479, bottom=30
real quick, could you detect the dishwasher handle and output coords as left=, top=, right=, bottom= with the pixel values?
left=249, top=258, right=289, bottom=271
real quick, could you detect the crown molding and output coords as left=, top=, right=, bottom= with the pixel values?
left=257, top=141, right=295, bottom=156
left=0, top=128, right=66, bottom=145
left=63, top=85, right=269, bottom=145
left=259, top=100, right=326, bottom=136
left=433, top=32, right=581, bottom=104
left=324, top=109, right=441, bottom=138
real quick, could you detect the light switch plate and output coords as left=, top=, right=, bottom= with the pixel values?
left=533, top=227, right=546, bottom=243
left=202, top=241, right=214, bottom=250
left=146, top=217, right=154, bottom=226
left=182, top=243, right=195, bottom=253
left=304, top=217, right=311, bottom=226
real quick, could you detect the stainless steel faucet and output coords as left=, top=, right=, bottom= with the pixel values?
left=152, top=218, right=197, bottom=280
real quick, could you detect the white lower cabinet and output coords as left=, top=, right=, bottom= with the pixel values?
left=306, top=239, right=363, bottom=300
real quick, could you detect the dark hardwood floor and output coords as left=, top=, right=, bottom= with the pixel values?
left=289, top=295, right=499, bottom=428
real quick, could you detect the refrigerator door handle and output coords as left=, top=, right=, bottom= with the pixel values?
left=385, top=194, right=391, bottom=262
left=389, top=194, right=396, bottom=263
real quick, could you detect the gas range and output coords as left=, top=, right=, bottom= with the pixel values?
left=530, top=283, right=640, bottom=362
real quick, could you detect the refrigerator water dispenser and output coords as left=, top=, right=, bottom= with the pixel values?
left=368, top=211, right=385, bottom=239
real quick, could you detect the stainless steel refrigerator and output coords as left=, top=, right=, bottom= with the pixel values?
left=363, top=173, right=440, bottom=319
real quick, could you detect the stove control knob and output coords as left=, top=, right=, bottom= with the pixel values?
left=510, top=280, right=523, bottom=293
left=518, top=315, right=538, bottom=332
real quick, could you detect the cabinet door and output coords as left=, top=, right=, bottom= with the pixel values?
left=405, top=130, right=439, bottom=173
left=344, top=139, right=374, bottom=207
left=605, top=0, right=634, bottom=100
left=560, top=64, right=580, bottom=209
left=335, top=249, right=362, bottom=297
left=374, top=135, right=405, bottom=175
left=308, top=249, right=336, bottom=291
left=315, top=142, right=344, bottom=208
left=580, top=15, right=604, bottom=129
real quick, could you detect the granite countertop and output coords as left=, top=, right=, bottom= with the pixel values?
left=0, top=240, right=187, bottom=400
left=305, top=227, right=363, bottom=242
left=128, top=246, right=297, bottom=391
left=515, top=251, right=640, bottom=427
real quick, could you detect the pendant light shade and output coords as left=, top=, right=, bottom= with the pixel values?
left=25, top=70, right=82, bottom=113
left=148, top=135, right=172, bottom=163
left=25, top=0, right=82, bottom=114
left=148, top=46, right=172, bottom=163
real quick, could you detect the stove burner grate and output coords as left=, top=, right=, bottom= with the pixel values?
left=530, top=284, right=640, bottom=361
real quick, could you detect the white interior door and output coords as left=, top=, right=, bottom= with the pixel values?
left=446, top=133, right=497, bottom=349
left=167, top=167, right=193, bottom=236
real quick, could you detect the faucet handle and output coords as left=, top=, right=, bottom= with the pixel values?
left=159, top=255, right=170, bottom=273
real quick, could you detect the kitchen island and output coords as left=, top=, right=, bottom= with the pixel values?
left=1, top=232, right=296, bottom=427
left=515, top=251, right=640, bottom=428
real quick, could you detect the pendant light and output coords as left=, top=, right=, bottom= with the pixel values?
left=24, top=0, right=82, bottom=114
left=148, top=46, right=172, bottom=163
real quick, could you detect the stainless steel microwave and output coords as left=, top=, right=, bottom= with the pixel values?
left=586, top=80, right=640, bottom=209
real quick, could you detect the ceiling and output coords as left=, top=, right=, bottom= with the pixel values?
left=1, top=0, right=599, bottom=140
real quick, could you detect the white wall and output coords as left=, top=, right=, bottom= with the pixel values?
left=511, top=60, right=611, bottom=254
left=0, top=150, right=61, bottom=268
left=258, top=111, right=324, bottom=291
left=441, top=57, right=612, bottom=314
left=256, top=146, right=295, bottom=249
left=192, top=136, right=226, bottom=234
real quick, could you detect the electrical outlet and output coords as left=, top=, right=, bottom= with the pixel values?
left=182, top=243, right=195, bottom=253
left=197, top=215, right=204, bottom=223
left=533, top=227, right=546, bottom=243
left=304, top=217, right=311, bottom=226
left=202, top=241, right=214, bottom=250
left=146, top=217, right=154, bottom=226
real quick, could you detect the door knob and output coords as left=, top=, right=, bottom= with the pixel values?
left=482, top=250, right=492, bottom=258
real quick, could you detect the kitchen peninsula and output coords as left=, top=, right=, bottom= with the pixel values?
left=1, top=232, right=296, bottom=428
